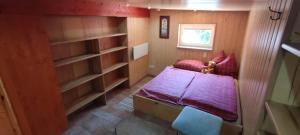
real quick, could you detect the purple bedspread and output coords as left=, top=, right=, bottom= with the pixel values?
left=137, top=66, right=238, bottom=121
left=179, top=73, right=237, bottom=121
left=141, top=67, right=196, bottom=103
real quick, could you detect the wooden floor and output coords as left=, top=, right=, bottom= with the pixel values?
left=64, top=76, right=175, bottom=135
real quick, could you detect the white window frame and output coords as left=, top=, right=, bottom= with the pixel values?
left=177, top=24, right=216, bottom=51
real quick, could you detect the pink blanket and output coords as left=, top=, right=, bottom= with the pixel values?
left=179, top=73, right=237, bottom=121
left=138, top=67, right=238, bottom=121
left=142, top=67, right=196, bottom=103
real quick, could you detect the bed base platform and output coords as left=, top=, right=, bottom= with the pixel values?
left=133, top=94, right=243, bottom=135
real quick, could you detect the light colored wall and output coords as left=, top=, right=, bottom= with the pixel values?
left=127, top=17, right=150, bottom=86
left=148, top=10, right=249, bottom=75
left=238, top=0, right=293, bottom=134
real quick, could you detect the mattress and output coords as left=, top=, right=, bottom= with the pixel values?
left=138, top=66, right=238, bottom=121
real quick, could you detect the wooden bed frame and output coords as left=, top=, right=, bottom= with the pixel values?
left=133, top=80, right=242, bottom=135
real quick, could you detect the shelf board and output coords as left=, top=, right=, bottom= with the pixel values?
left=257, top=131, right=276, bottom=135
left=102, top=62, right=128, bottom=75
left=51, top=33, right=127, bottom=45
left=100, top=46, right=128, bottom=55
left=61, top=74, right=101, bottom=92
left=282, top=43, right=300, bottom=57
left=265, top=101, right=300, bottom=135
left=54, top=54, right=100, bottom=67
left=105, top=77, right=128, bottom=92
left=66, top=92, right=105, bottom=115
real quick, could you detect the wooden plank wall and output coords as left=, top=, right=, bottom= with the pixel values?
left=0, top=1, right=149, bottom=134
left=1, top=0, right=150, bottom=17
left=0, top=14, right=68, bottom=135
left=0, top=78, right=22, bottom=135
left=127, top=17, right=150, bottom=86
left=44, top=16, right=149, bottom=86
left=0, top=89, right=15, bottom=135
left=148, top=10, right=249, bottom=75
left=43, top=16, right=126, bottom=43
left=238, top=0, right=293, bottom=134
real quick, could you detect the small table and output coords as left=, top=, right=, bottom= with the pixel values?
left=115, top=115, right=171, bottom=135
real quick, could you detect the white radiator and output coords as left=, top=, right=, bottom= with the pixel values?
left=133, top=42, right=149, bottom=60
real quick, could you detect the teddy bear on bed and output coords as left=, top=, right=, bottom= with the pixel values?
left=201, top=61, right=216, bottom=74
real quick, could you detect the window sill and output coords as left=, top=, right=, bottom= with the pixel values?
left=177, top=46, right=213, bottom=51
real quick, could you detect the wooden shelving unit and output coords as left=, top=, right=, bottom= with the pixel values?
left=54, top=54, right=100, bottom=67
left=265, top=101, right=300, bottom=135
left=100, top=46, right=128, bottom=55
left=102, top=62, right=128, bottom=75
left=66, top=92, right=105, bottom=115
left=51, top=33, right=127, bottom=46
left=49, top=17, right=129, bottom=116
left=61, top=74, right=102, bottom=92
left=105, top=77, right=128, bottom=92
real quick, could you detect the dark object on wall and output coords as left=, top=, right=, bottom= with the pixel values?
left=268, top=6, right=282, bottom=20
left=159, top=16, right=170, bottom=39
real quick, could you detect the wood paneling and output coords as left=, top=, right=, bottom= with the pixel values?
left=44, top=16, right=127, bottom=43
left=47, top=16, right=130, bottom=115
left=0, top=14, right=68, bottom=135
left=128, top=0, right=253, bottom=11
left=0, top=83, right=15, bottom=135
left=148, top=10, right=249, bottom=75
left=1, top=0, right=150, bottom=17
left=127, top=17, right=150, bottom=86
left=238, top=0, right=293, bottom=134
left=41, top=1, right=150, bottom=17
left=45, top=16, right=149, bottom=87
left=0, top=78, right=22, bottom=135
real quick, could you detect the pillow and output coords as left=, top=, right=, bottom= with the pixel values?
left=212, top=51, right=226, bottom=64
left=215, top=54, right=238, bottom=77
left=174, top=60, right=205, bottom=72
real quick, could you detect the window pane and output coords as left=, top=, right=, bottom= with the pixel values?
left=181, top=28, right=212, bottom=45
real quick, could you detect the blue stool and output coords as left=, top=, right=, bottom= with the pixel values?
left=172, top=106, right=223, bottom=135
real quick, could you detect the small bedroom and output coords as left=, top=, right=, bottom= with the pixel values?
left=1, top=0, right=300, bottom=135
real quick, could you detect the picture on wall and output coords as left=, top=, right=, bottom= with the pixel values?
left=159, top=16, right=170, bottom=39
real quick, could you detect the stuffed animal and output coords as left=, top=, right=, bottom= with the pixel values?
left=201, top=61, right=216, bottom=74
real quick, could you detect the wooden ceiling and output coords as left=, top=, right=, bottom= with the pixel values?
left=126, top=0, right=254, bottom=11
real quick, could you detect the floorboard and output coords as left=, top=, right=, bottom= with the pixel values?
left=63, top=76, right=175, bottom=135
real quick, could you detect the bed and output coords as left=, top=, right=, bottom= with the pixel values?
left=133, top=66, right=242, bottom=135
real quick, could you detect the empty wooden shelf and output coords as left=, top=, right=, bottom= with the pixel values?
left=51, top=33, right=127, bottom=45
left=105, top=77, right=128, bottom=92
left=54, top=54, right=100, bottom=67
left=102, top=62, right=128, bottom=75
left=265, top=101, right=300, bottom=135
left=49, top=16, right=129, bottom=116
left=100, top=46, right=128, bottom=55
left=61, top=74, right=101, bottom=92
left=66, top=92, right=105, bottom=115
left=282, top=43, right=300, bottom=57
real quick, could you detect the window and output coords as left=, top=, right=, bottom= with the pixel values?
left=178, top=24, right=216, bottom=50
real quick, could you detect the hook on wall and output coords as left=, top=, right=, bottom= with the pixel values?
left=269, top=6, right=282, bottom=20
